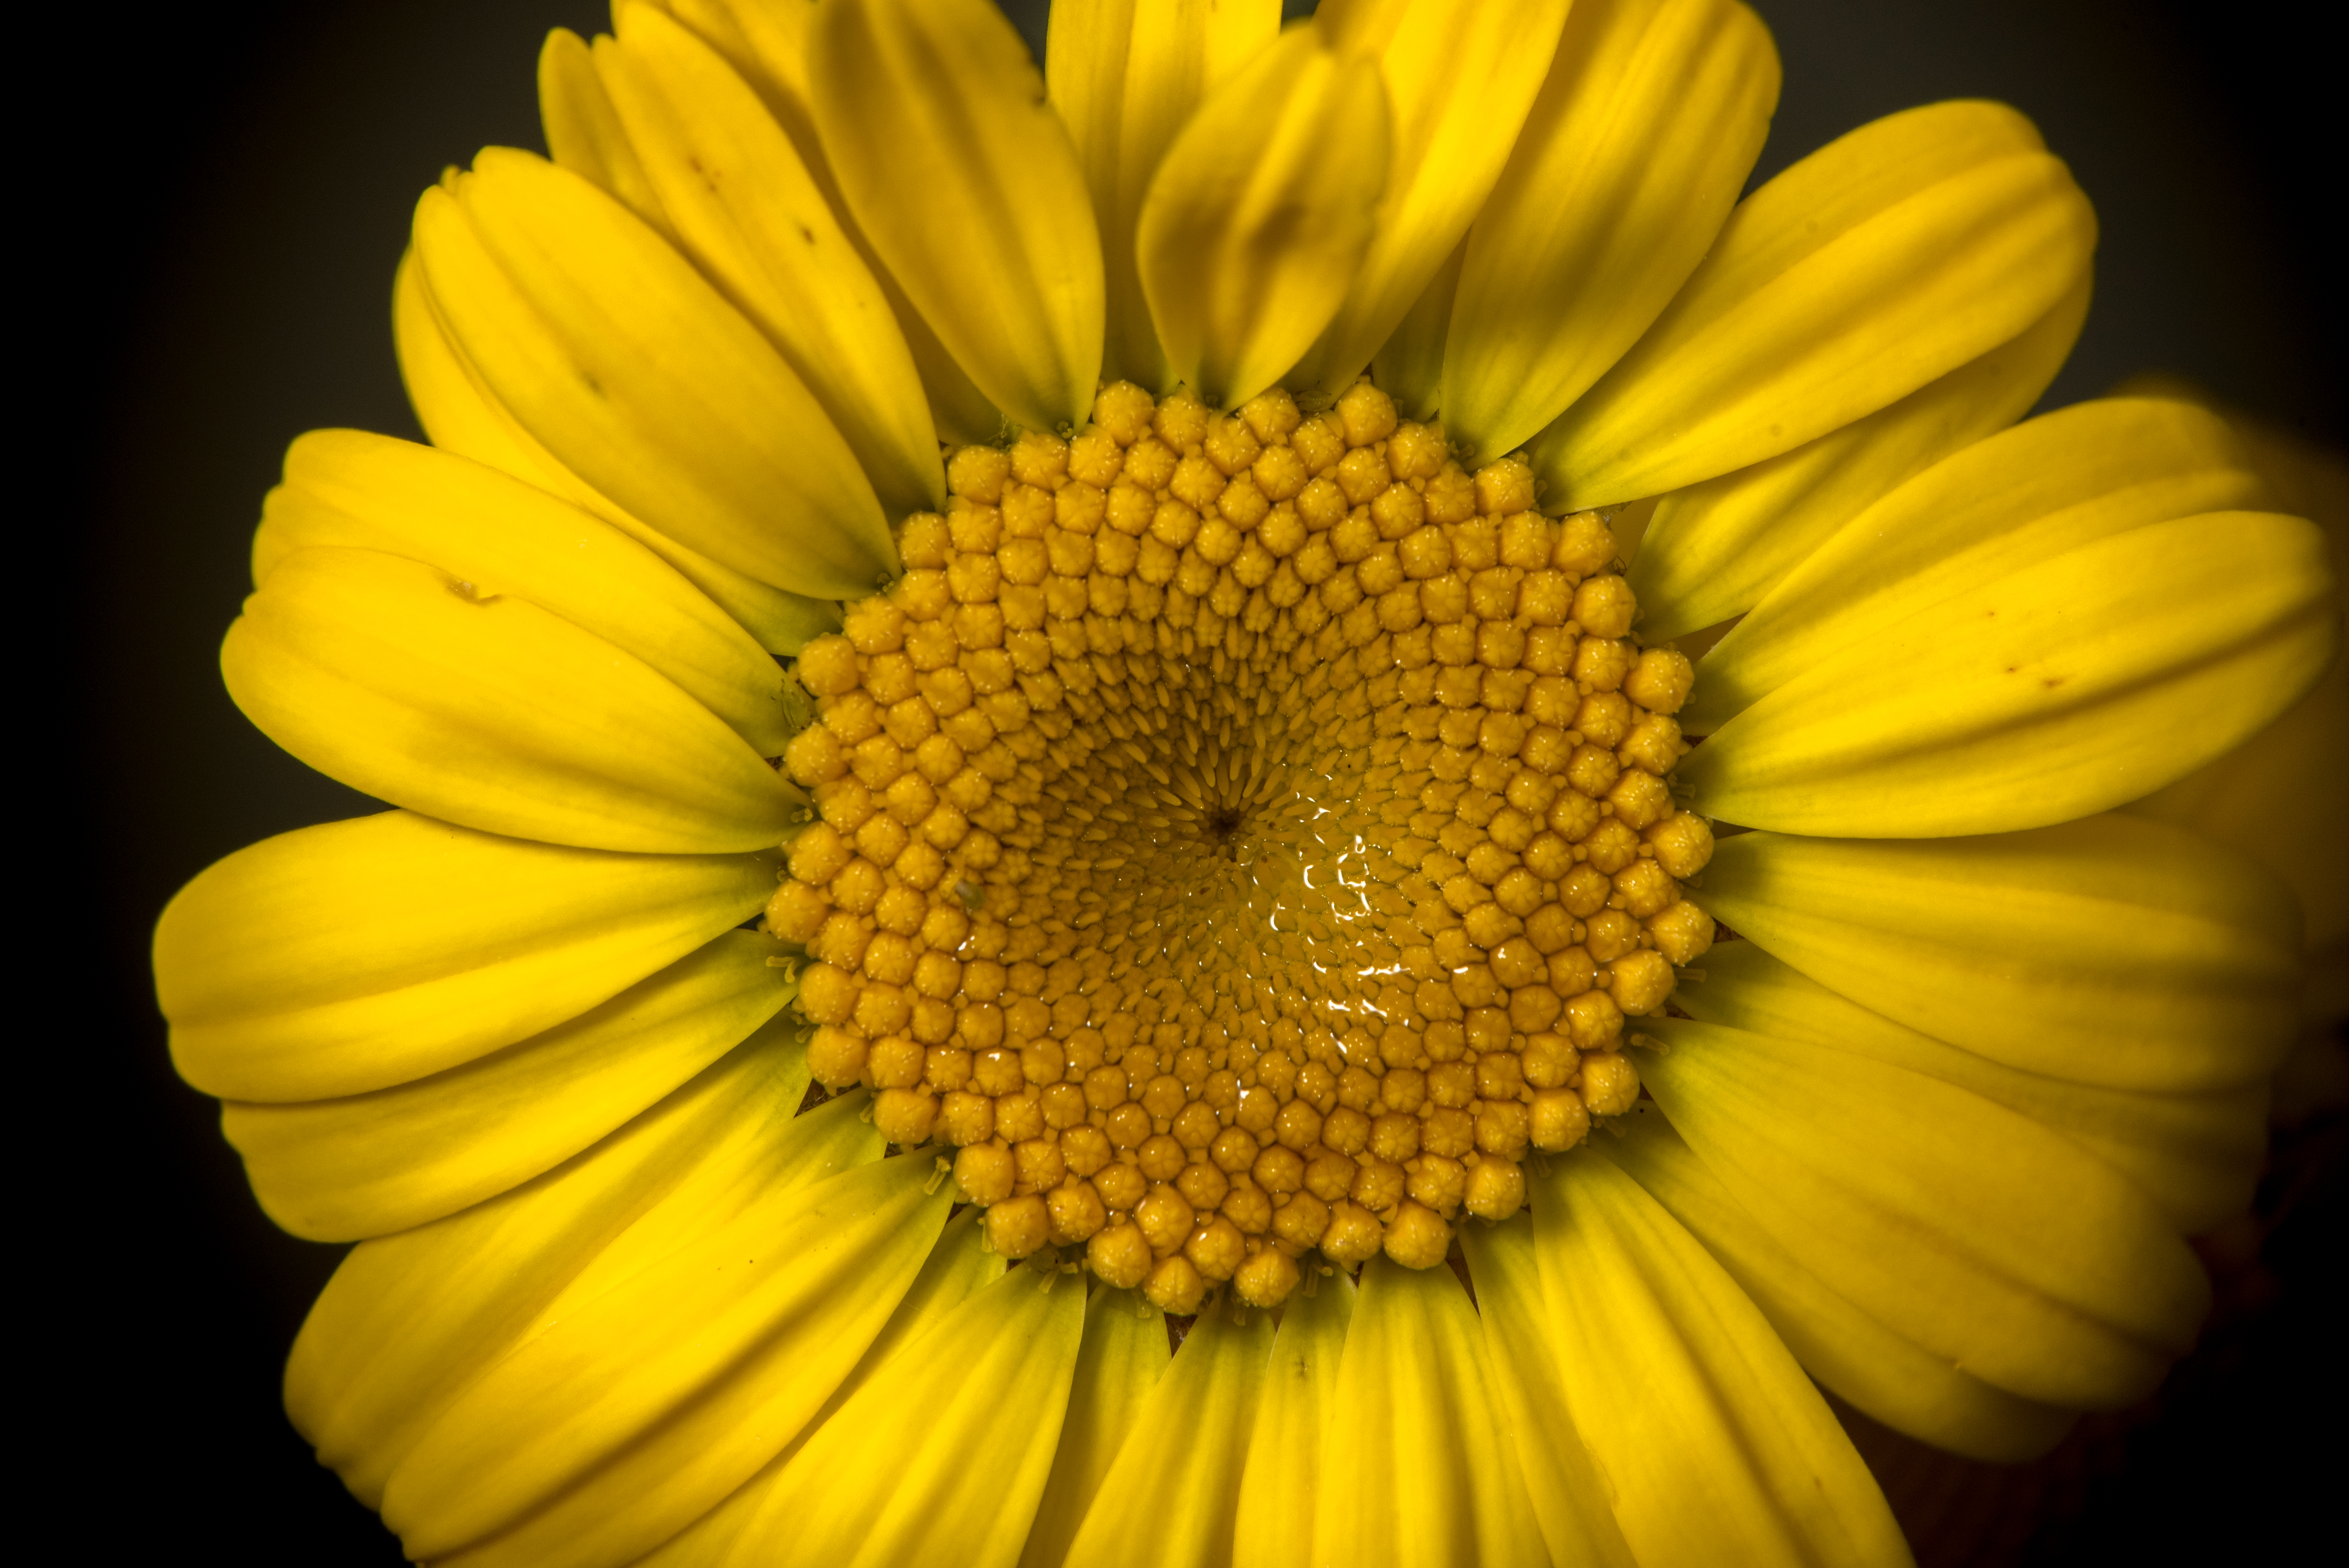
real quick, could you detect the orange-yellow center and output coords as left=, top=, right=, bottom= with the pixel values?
left=766, top=379, right=1715, bottom=1312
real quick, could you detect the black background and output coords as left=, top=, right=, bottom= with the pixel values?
left=33, top=1, right=2341, bottom=1562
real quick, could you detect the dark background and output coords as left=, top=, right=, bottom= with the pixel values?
left=35, top=1, right=2340, bottom=1561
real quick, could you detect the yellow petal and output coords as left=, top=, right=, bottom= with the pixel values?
left=1313, top=1255, right=1546, bottom=1567
left=1048, top=0, right=1282, bottom=390
left=1630, top=272, right=2088, bottom=643
left=1439, top=0, right=1779, bottom=460
left=1044, top=0, right=1144, bottom=386
left=1061, top=1303, right=1274, bottom=1568
left=1604, top=1108, right=2076, bottom=1462
left=595, top=4, right=944, bottom=515
left=1231, top=1270, right=1357, bottom=1565
left=1315, top=1258, right=1550, bottom=1568
left=1682, top=509, right=2338, bottom=835
left=539, top=26, right=676, bottom=244
left=552, top=0, right=1006, bottom=445
left=1693, top=817, right=2302, bottom=1092
left=1684, top=942, right=2267, bottom=1235
left=1688, top=395, right=2270, bottom=728
left=1640, top=1015, right=2208, bottom=1409
left=1532, top=99, right=2096, bottom=509
left=2127, top=414, right=2349, bottom=954
left=157, top=810, right=775, bottom=1102
left=1043, top=0, right=1137, bottom=234
left=808, top=0, right=1102, bottom=431
left=1136, top=23, right=1390, bottom=408
left=2136, top=657, right=2349, bottom=960
left=1452, top=1217, right=1639, bottom=1568
left=857, top=269, right=1009, bottom=448
left=256, top=429, right=791, bottom=754
left=382, top=1152, right=949, bottom=1568
left=1369, top=233, right=1463, bottom=422
left=416, top=149, right=895, bottom=598
left=393, top=248, right=842, bottom=655
left=634, top=0, right=802, bottom=147
left=1533, top=1153, right=1909, bottom=1568
left=288, top=1049, right=876, bottom=1506
left=638, top=1210, right=1007, bottom=1567
left=800, top=1205, right=1004, bottom=1423
left=1018, top=1287, right=1170, bottom=1568
left=611, top=1, right=832, bottom=239
left=656, top=0, right=1011, bottom=444
left=1286, top=0, right=1571, bottom=395
left=222, top=546, right=800, bottom=853
left=2131, top=679, right=2349, bottom=951
left=222, top=932, right=796, bottom=1241
left=694, top=1263, right=1086, bottom=1568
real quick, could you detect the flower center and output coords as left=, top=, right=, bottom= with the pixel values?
left=768, top=380, right=1715, bottom=1312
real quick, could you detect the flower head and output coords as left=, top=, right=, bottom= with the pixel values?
left=156, top=1, right=2340, bottom=1564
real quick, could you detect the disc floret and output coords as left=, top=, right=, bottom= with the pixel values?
left=769, top=379, right=1715, bottom=1310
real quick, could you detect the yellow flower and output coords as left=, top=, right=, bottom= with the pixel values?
left=152, top=1, right=2341, bottom=1565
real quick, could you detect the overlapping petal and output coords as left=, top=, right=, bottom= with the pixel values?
left=1603, top=1110, right=2076, bottom=1462
left=257, top=429, right=792, bottom=754
left=2127, top=411, right=2349, bottom=956
left=1286, top=0, right=1571, bottom=396
left=1630, top=273, right=2088, bottom=643
left=628, top=0, right=827, bottom=173
left=287, top=1048, right=874, bottom=1505
left=1367, top=233, right=1463, bottom=419
left=576, top=4, right=945, bottom=516
left=1682, top=942, right=2267, bottom=1233
left=691, top=1261, right=1085, bottom=1568
left=1231, top=1270, right=1356, bottom=1564
left=2132, top=647, right=2349, bottom=958
left=1640, top=1016, right=2209, bottom=1408
left=1532, top=1155, right=1910, bottom=1568
left=539, top=26, right=677, bottom=243
left=810, top=0, right=1103, bottom=431
left=797, top=1208, right=1006, bottom=1433
left=1687, top=396, right=2272, bottom=727
left=1450, top=1219, right=1638, bottom=1568
left=622, top=0, right=1008, bottom=442
left=1019, top=1287, right=1172, bottom=1568
left=391, top=250, right=841, bottom=654
left=156, top=810, right=775, bottom=1101
left=1439, top=0, right=1779, bottom=460
left=1533, top=99, right=2096, bottom=508
left=1048, top=0, right=1281, bottom=391
left=1060, top=1305, right=1272, bottom=1568
left=646, top=1212, right=1011, bottom=1565
left=380, top=1151, right=948, bottom=1568
left=223, top=546, right=801, bottom=853
left=223, top=934, right=796, bottom=1240
left=415, top=149, right=895, bottom=598
left=1313, top=1256, right=1546, bottom=1567
left=1682, top=508, right=2336, bottom=835
left=1136, top=23, right=1389, bottom=408
left=1693, top=816, right=2302, bottom=1092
